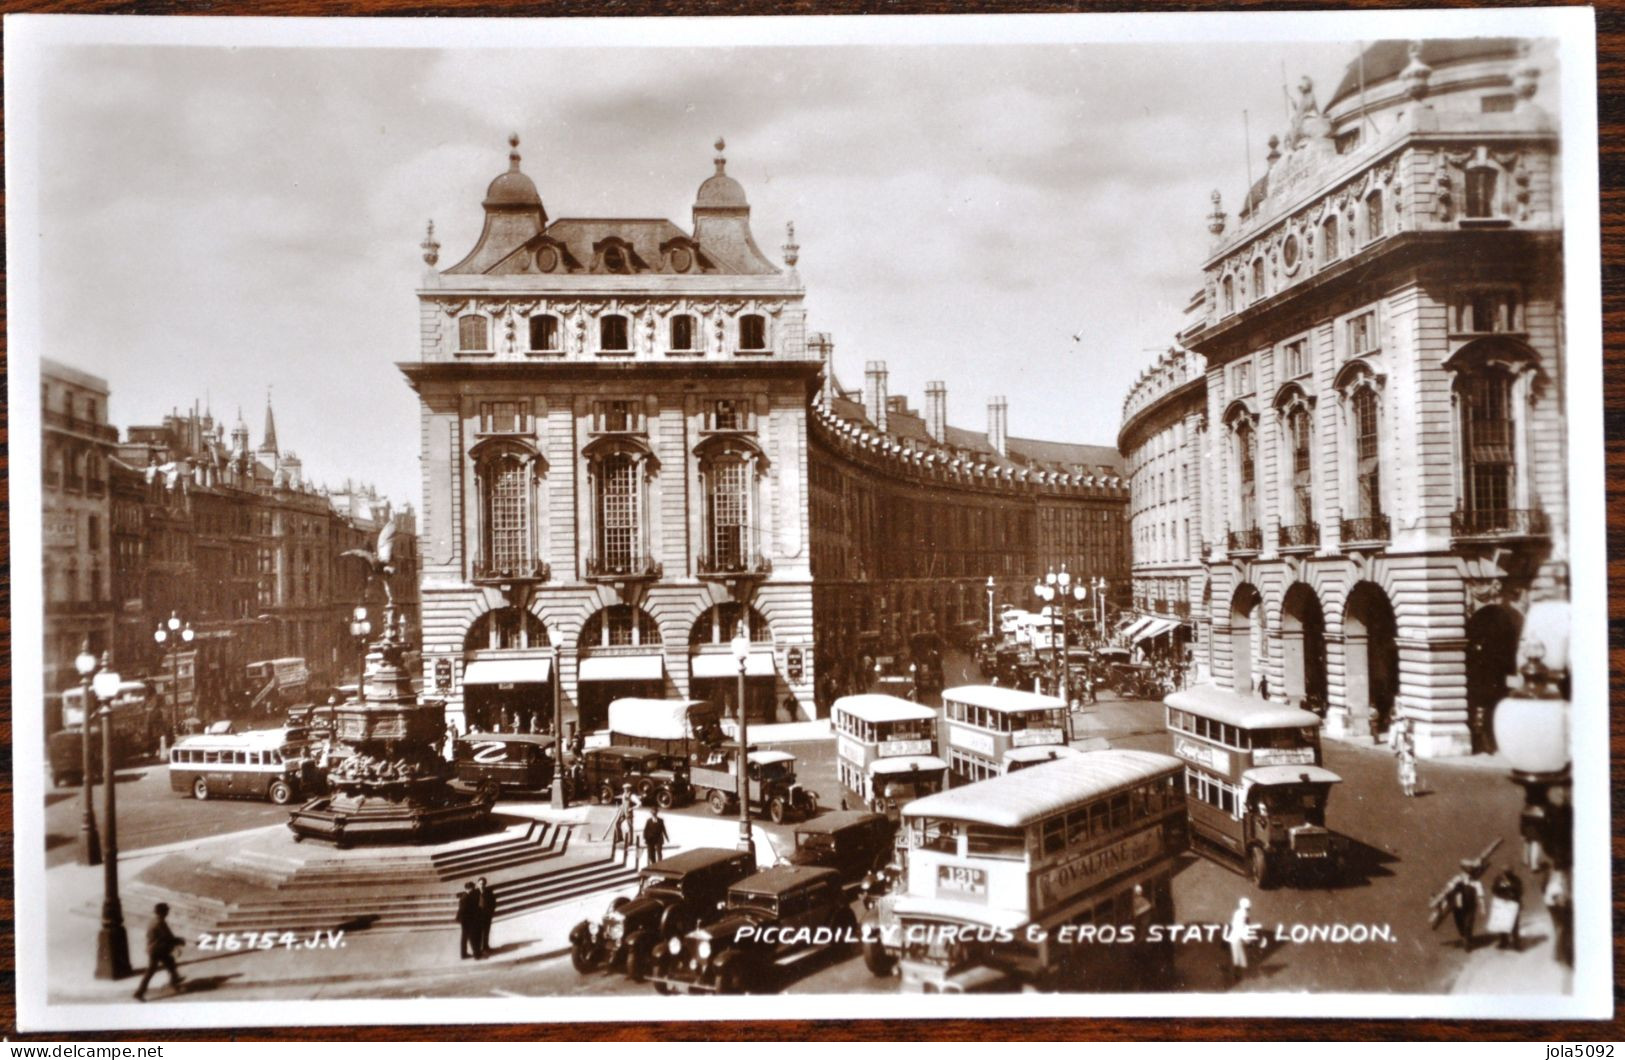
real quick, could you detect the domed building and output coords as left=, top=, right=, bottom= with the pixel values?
left=1161, top=37, right=1566, bottom=757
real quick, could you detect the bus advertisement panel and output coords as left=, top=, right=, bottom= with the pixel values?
left=941, top=685, right=1068, bottom=784
left=1163, top=685, right=1343, bottom=888
left=831, top=694, right=948, bottom=816
left=886, top=749, right=1187, bottom=993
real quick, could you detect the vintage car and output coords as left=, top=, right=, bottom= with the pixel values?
left=579, top=744, right=689, bottom=807
left=648, top=865, right=857, bottom=994
left=569, top=847, right=757, bottom=979
left=786, top=810, right=896, bottom=887
left=688, top=746, right=817, bottom=823
left=450, top=732, right=559, bottom=796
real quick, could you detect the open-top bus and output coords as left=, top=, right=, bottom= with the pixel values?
left=831, top=694, right=948, bottom=817
left=941, top=685, right=1069, bottom=785
left=885, top=749, right=1187, bottom=992
left=1163, top=685, right=1343, bottom=888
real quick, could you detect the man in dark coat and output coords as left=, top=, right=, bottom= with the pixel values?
left=133, top=902, right=184, bottom=1000
left=643, top=805, right=670, bottom=865
left=456, top=881, right=481, bottom=959
left=476, top=876, right=498, bottom=958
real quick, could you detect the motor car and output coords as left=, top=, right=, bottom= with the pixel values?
left=450, top=732, right=560, bottom=796
left=786, top=810, right=896, bottom=887
left=648, top=865, right=857, bottom=994
left=579, top=744, right=689, bottom=807
left=569, top=847, right=757, bottom=979
left=688, top=745, right=817, bottom=822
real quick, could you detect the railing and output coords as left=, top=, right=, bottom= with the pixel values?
left=43, top=410, right=119, bottom=442
left=1277, top=522, right=1319, bottom=550
left=1340, top=515, right=1391, bottom=544
left=471, top=559, right=550, bottom=582
left=1227, top=528, right=1262, bottom=554
left=695, top=552, right=773, bottom=577
left=585, top=554, right=663, bottom=580
left=1451, top=508, right=1550, bottom=539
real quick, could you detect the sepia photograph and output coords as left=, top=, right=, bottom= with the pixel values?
left=5, top=8, right=1608, bottom=1032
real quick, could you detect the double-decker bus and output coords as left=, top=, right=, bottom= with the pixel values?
left=831, top=694, right=949, bottom=816
left=1163, top=685, right=1343, bottom=888
left=941, top=685, right=1068, bottom=784
left=889, top=750, right=1187, bottom=992
left=48, top=682, right=164, bottom=787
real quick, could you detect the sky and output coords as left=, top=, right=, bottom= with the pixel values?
left=26, top=21, right=1416, bottom=506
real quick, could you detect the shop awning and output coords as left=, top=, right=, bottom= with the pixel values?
left=689, top=652, right=776, bottom=679
left=1121, top=616, right=1157, bottom=641
left=1132, top=618, right=1180, bottom=643
left=578, top=654, right=665, bottom=683
left=463, top=657, right=552, bottom=687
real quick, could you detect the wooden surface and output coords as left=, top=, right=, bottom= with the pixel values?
left=1, top=0, right=1620, bottom=1040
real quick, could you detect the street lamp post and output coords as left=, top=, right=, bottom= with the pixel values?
left=731, top=623, right=755, bottom=860
left=1034, top=567, right=1088, bottom=739
left=549, top=644, right=566, bottom=809
left=92, top=656, right=132, bottom=979
left=349, top=606, right=373, bottom=703
left=986, top=575, right=996, bottom=638
left=1091, top=577, right=1108, bottom=641
left=75, top=645, right=102, bottom=867
left=152, top=612, right=194, bottom=733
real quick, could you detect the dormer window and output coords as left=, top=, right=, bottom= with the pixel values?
left=458, top=314, right=491, bottom=353
left=669, top=247, right=694, bottom=273
left=602, top=245, right=630, bottom=274
left=529, top=314, right=560, bottom=352
left=599, top=314, right=630, bottom=354
left=738, top=314, right=768, bottom=352
left=669, top=314, right=697, bottom=353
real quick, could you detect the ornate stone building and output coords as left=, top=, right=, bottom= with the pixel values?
left=405, top=138, right=818, bottom=733
left=1117, top=346, right=1207, bottom=666
left=1175, top=39, right=1565, bottom=757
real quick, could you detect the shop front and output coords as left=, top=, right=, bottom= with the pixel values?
left=575, top=652, right=665, bottom=733
left=689, top=649, right=779, bottom=724
left=462, top=653, right=554, bottom=733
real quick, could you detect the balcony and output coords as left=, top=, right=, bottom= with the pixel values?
left=43, top=410, right=119, bottom=443
left=585, top=554, right=663, bottom=582
left=1277, top=522, right=1319, bottom=552
left=696, top=551, right=773, bottom=578
left=1451, top=508, right=1551, bottom=541
left=1227, top=528, right=1262, bottom=555
left=471, top=559, right=550, bottom=585
left=1340, top=515, right=1391, bottom=547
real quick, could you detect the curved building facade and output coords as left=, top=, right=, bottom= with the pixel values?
left=1164, top=39, right=1566, bottom=757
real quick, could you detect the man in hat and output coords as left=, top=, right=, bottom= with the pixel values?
left=476, top=876, right=498, bottom=958
left=643, top=805, right=670, bottom=866
left=456, top=881, right=481, bottom=959
left=133, top=902, right=185, bottom=1000
left=1444, top=859, right=1487, bottom=951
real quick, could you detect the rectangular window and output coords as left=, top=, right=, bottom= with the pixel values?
left=738, top=314, right=767, bottom=351
left=1231, top=362, right=1252, bottom=395
left=598, top=458, right=641, bottom=572
left=88, top=515, right=101, bottom=550
left=1365, top=190, right=1385, bottom=241
left=481, top=401, right=526, bottom=434
left=529, top=315, right=559, bottom=351
left=458, top=315, right=490, bottom=352
left=594, top=400, right=643, bottom=433
left=1322, top=216, right=1340, bottom=263
left=1283, top=339, right=1308, bottom=379
left=710, top=399, right=745, bottom=431
left=1348, top=311, right=1377, bottom=356
left=670, top=315, right=695, bottom=352
left=1465, top=169, right=1498, bottom=219
left=1481, top=94, right=1516, bottom=113
left=599, top=315, right=630, bottom=352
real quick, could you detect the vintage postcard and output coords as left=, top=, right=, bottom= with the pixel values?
left=6, top=8, right=1608, bottom=1032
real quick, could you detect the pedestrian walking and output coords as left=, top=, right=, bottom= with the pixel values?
left=1544, top=866, right=1572, bottom=966
left=1396, top=734, right=1418, bottom=798
left=1488, top=867, right=1523, bottom=951
left=476, top=876, right=498, bottom=958
left=456, top=881, right=482, bottom=959
left=1443, top=860, right=1486, bottom=951
left=643, top=805, right=670, bottom=865
left=1226, top=897, right=1255, bottom=981
left=133, top=902, right=185, bottom=1001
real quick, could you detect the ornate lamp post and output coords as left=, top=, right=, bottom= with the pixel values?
left=986, top=575, right=996, bottom=638
left=349, top=606, right=373, bottom=702
left=75, top=644, right=102, bottom=866
left=732, top=622, right=755, bottom=859
left=91, top=656, right=132, bottom=979
left=152, top=612, right=194, bottom=732
left=1090, top=577, right=1108, bottom=641
left=1034, top=567, right=1086, bottom=737
left=550, top=643, right=567, bottom=809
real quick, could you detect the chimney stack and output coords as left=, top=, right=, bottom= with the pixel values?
left=988, top=395, right=1008, bottom=458
left=864, top=360, right=889, bottom=433
left=809, top=332, right=835, bottom=402
left=925, top=381, right=947, bottom=444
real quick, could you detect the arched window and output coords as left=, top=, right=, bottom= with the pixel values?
left=689, top=604, right=773, bottom=646
left=458, top=314, right=490, bottom=353
left=580, top=604, right=661, bottom=649
left=1465, top=168, right=1499, bottom=219
left=1365, top=189, right=1385, bottom=241
left=738, top=313, right=767, bottom=352
left=599, top=314, right=630, bottom=353
left=465, top=607, right=549, bottom=651
left=1459, top=371, right=1515, bottom=519
left=1249, top=259, right=1265, bottom=303
left=593, top=452, right=645, bottom=575
left=529, top=314, right=560, bottom=352
left=1284, top=405, right=1314, bottom=530
left=1352, top=387, right=1382, bottom=521
left=1321, top=215, right=1340, bottom=264
left=669, top=314, right=697, bottom=353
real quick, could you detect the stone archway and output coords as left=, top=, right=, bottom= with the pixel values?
left=1280, top=582, right=1328, bottom=715
left=1344, top=581, right=1399, bottom=737
left=1229, top=582, right=1263, bottom=695
left=1466, top=604, right=1523, bottom=754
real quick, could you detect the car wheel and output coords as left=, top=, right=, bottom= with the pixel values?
left=659, top=906, right=693, bottom=941
left=862, top=937, right=897, bottom=977
left=268, top=779, right=294, bottom=805
left=598, top=783, right=616, bottom=805
left=832, top=908, right=860, bottom=956
left=1249, top=845, right=1276, bottom=890
left=569, top=939, right=598, bottom=974
left=769, top=796, right=787, bottom=824
left=718, top=957, right=755, bottom=995
left=708, top=790, right=729, bottom=815
left=193, top=777, right=210, bottom=801
left=636, top=778, right=656, bottom=801
left=655, top=785, right=675, bottom=810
